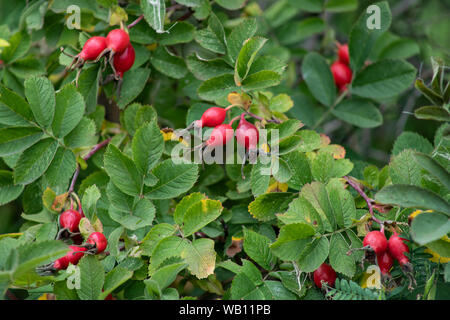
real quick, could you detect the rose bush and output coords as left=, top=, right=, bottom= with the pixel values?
left=0, top=0, right=448, bottom=300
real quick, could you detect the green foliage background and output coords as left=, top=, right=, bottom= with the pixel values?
left=0, top=0, right=449, bottom=300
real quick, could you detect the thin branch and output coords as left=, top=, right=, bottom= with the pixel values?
left=127, top=14, right=144, bottom=29
left=68, top=138, right=112, bottom=194
left=344, top=176, right=384, bottom=230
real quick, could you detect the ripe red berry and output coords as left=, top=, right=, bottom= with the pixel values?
left=53, top=256, right=69, bottom=271
left=66, top=245, right=87, bottom=265
left=106, top=29, right=130, bottom=54
left=79, top=36, right=107, bottom=61
left=363, top=231, right=388, bottom=255
left=388, top=232, right=410, bottom=266
left=337, top=43, right=350, bottom=65
left=330, top=60, right=352, bottom=91
left=86, top=232, right=108, bottom=254
left=59, top=209, right=83, bottom=233
left=235, top=114, right=259, bottom=150
left=206, top=124, right=234, bottom=147
left=196, top=107, right=227, bottom=128
left=376, top=251, right=393, bottom=275
left=313, top=263, right=337, bottom=289
left=113, top=43, right=135, bottom=78
left=53, top=246, right=86, bottom=270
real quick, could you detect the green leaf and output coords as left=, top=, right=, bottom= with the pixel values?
left=151, top=262, right=187, bottom=291
left=64, top=117, right=97, bottom=149
left=248, top=192, right=295, bottom=222
left=278, top=17, right=325, bottom=46
left=82, top=185, right=101, bottom=221
left=311, top=151, right=353, bottom=183
left=132, top=121, right=164, bottom=174
left=227, top=18, right=258, bottom=62
left=44, top=147, right=76, bottom=191
left=411, top=212, right=450, bottom=245
left=181, top=238, right=216, bottom=279
left=104, top=144, right=143, bottom=196
left=157, top=22, right=195, bottom=45
left=197, top=74, right=238, bottom=101
left=141, top=0, right=166, bottom=33
left=269, top=94, right=294, bottom=113
left=195, top=28, right=226, bottom=54
left=235, top=36, right=267, bottom=84
left=389, top=149, right=422, bottom=186
left=24, top=76, right=55, bottom=128
left=0, top=84, right=34, bottom=125
left=331, top=98, right=383, bottom=128
left=301, top=52, right=336, bottom=107
left=1, top=31, right=30, bottom=63
left=325, top=0, right=358, bottom=12
left=173, top=192, right=206, bottom=225
left=283, top=151, right=312, bottom=190
left=250, top=160, right=271, bottom=196
left=375, top=185, right=450, bottom=216
left=141, top=223, right=176, bottom=256
left=99, top=267, right=133, bottom=299
left=329, top=233, right=355, bottom=277
left=150, top=47, right=187, bottom=79
left=145, top=159, right=199, bottom=199
left=52, top=84, right=85, bottom=138
left=14, top=138, right=58, bottom=185
left=216, top=0, right=245, bottom=10
left=241, top=70, right=281, bottom=91
left=243, top=227, right=276, bottom=270
left=297, top=237, right=330, bottom=272
left=326, top=178, right=356, bottom=228
left=110, top=197, right=156, bottom=230
left=0, top=170, right=24, bottom=205
left=77, top=255, right=105, bottom=300
left=392, top=131, right=433, bottom=156
left=352, top=59, right=416, bottom=99
left=77, top=65, right=101, bottom=114
left=117, top=68, right=151, bottom=109
left=414, top=153, right=450, bottom=190
left=14, top=240, right=68, bottom=278
left=379, top=38, right=420, bottom=60
left=0, top=127, right=43, bottom=156
left=270, top=223, right=315, bottom=261
left=186, top=54, right=233, bottom=81
left=349, top=1, right=392, bottom=71
left=182, top=199, right=223, bottom=236
left=414, top=106, right=450, bottom=122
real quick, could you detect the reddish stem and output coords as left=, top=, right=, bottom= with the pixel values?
left=127, top=15, right=144, bottom=29
left=68, top=138, right=112, bottom=194
left=344, top=176, right=384, bottom=231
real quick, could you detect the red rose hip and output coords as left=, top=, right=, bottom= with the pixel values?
left=59, top=209, right=83, bottom=233
left=388, top=232, right=410, bottom=266
left=113, top=43, right=135, bottom=78
left=79, top=36, right=107, bottom=61
left=206, top=124, right=234, bottom=147
left=235, top=114, right=259, bottom=150
left=106, top=29, right=130, bottom=54
left=313, top=263, right=337, bottom=289
left=376, top=251, right=393, bottom=275
left=330, top=60, right=352, bottom=91
left=337, top=43, right=350, bottom=65
left=196, top=107, right=227, bottom=128
left=86, top=232, right=108, bottom=254
left=363, top=231, right=388, bottom=255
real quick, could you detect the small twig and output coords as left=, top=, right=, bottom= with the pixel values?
left=68, top=138, right=112, bottom=194
left=344, top=176, right=384, bottom=230
left=127, top=15, right=144, bottom=29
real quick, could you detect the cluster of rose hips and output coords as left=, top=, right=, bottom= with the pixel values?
left=182, top=106, right=262, bottom=178
left=330, top=43, right=352, bottom=92
left=39, top=204, right=108, bottom=272
left=362, top=230, right=411, bottom=275
left=63, top=28, right=135, bottom=84
left=312, top=230, right=410, bottom=290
